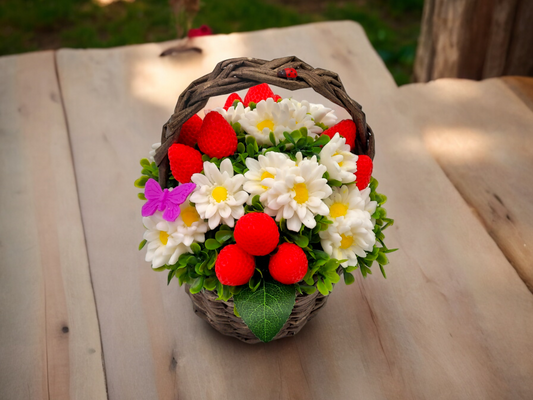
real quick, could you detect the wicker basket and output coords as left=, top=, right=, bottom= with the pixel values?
left=155, top=56, right=375, bottom=343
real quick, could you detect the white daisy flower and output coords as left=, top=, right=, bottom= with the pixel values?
left=190, top=159, right=248, bottom=229
left=319, top=133, right=357, bottom=183
left=210, top=102, right=249, bottom=125
left=280, top=98, right=338, bottom=135
left=239, top=98, right=315, bottom=145
left=243, top=151, right=295, bottom=204
left=143, top=213, right=191, bottom=269
left=148, top=142, right=161, bottom=162
left=172, top=198, right=209, bottom=246
left=319, top=213, right=376, bottom=267
left=263, top=154, right=332, bottom=232
left=324, top=185, right=378, bottom=223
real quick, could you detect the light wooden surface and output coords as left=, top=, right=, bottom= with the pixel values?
left=398, top=77, right=533, bottom=291
left=0, top=52, right=107, bottom=399
left=2, top=21, right=533, bottom=400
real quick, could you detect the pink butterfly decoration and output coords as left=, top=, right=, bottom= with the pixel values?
left=142, top=178, right=196, bottom=222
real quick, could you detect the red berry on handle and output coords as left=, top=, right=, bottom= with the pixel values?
left=215, top=245, right=255, bottom=286
left=168, top=144, right=203, bottom=184
left=277, top=68, right=298, bottom=80
left=269, top=243, right=308, bottom=285
left=355, top=155, right=373, bottom=190
left=234, top=212, right=280, bottom=256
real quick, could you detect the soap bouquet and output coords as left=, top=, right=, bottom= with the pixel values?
left=136, top=77, right=394, bottom=343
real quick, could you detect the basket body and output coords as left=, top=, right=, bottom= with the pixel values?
left=187, top=287, right=330, bottom=344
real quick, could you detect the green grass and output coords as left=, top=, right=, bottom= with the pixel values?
left=0, top=0, right=423, bottom=85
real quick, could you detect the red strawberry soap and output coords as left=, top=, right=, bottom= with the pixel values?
left=215, top=245, right=255, bottom=286
left=224, top=93, right=243, bottom=110
left=321, top=119, right=356, bottom=151
left=243, top=83, right=275, bottom=107
left=198, top=111, right=238, bottom=158
left=269, top=243, right=308, bottom=285
left=234, top=212, right=280, bottom=256
left=168, top=143, right=203, bottom=184
left=176, top=114, right=203, bottom=147
left=355, top=155, right=373, bottom=190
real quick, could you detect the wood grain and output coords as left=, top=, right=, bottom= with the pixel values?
left=398, top=78, right=533, bottom=292
left=0, top=52, right=107, bottom=399
left=56, top=21, right=533, bottom=399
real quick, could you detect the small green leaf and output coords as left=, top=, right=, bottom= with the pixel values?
left=215, top=230, right=233, bottom=243
left=344, top=271, right=355, bottom=285
left=328, top=179, right=343, bottom=187
left=316, top=279, right=328, bottom=296
left=237, top=142, right=246, bottom=153
left=134, top=176, right=149, bottom=188
left=205, top=239, right=222, bottom=250
left=204, top=277, right=217, bottom=291
left=287, top=233, right=309, bottom=248
left=233, top=281, right=296, bottom=342
left=190, top=243, right=201, bottom=255
left=138, top=192, right=146, bottom=201
left=283, top=131, right=296, bottom=145
left=138, top=239, right=147, bottom=250
left=247, top=143, right=255, bottom=157
left=376, top=252, right=389, bottom=266
left=140, top=158, right=151, bottom=167
left=313, top=135, right=330, bottom=146
left=189, top=276, right=205, bottom=294
left=248, top=101, right=257, bottom=110
left=299, top=127, right=308, bottom=137
left=269, top=132, right=276, bottom=145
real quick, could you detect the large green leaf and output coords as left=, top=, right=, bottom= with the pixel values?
left=233, top=281, right=296, bottom=343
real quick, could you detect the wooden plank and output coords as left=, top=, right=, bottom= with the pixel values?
left=398, top=77, right=533, bottom=293
left=500, top=76, right=533, bottom=112
left=57, top=21, right=533, bottom=399
left=0, top=52, right=107, bottom=400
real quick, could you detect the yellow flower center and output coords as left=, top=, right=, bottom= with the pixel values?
left=181, top=206, right=200, bottom=227
left=159, top=231, right=169, bottom=245
left=330, top=202, right=348, bottom=219
left=260, top=170, right=275, bottom=190
left=293, top=183, right=309, bottom=204
left=257, top=119, right=275, bottom=132
left=212, top=186, right=228, bottom=202
left=340, top=234, right=353, bottom=249
left=333, top=152, right=344, bottom=167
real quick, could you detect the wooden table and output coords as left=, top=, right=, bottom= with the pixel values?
left=1, top=21, right=533, bottom=400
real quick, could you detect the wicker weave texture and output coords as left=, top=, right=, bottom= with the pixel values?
left=162, top=56, right=374, bottom=343
left=187, top=287, right=330, bottom=344
left=154, top=56, right=375, bottom=188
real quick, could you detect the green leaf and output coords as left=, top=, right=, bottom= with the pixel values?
left=189, top=276, right=205, bottom=294
left=313, top=135, right=330, bottom=146
left=205, top=239, right=222, bottom=250
left=283, top=131, right=296, bottom=145
left=316, top=279, right=329, bottom=296
left=247, top=143, right=255, bottom=157
left=269, top=132, right=277, bottom=146
left=287, top=233, right=309, bottom=248
left=140, top=158, right=151, bottom=168
left=138, top=192, right=146, bottom=201
left=237, top=142, right=246, bottom=153
left=190, top=243, right=201, bottom=255
left=376, top=252, right=389, bottom=266
left=138, top=239, right=147, bottom=250
left=343, top=271, right=355, bottom=285
left=204, top=277, right=217, bottom=291
left=328, top=179, right=343, bottom=187
left=233, top=281, right=296, bottom=343
left=134, top=176, right=149, bottom=188
left=215, top=230, right=233, bottom=243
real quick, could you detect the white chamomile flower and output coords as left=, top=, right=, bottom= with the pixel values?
left=148, top=142, right=161, bottom=162
left=239, top=98, right=314, bottom=145
left=280, top=99, right=337, bottom=135
left=172, top=198, right=209, bottom=246
left=143, top=213, right=191, bottom=269
left=319, top=133, right=357, bottom=183
left=211, top=102, right=248, bottom=124
left=324, top=185, right=378, bottom=223
left=190, top=159, right=248, bottom=229
left=243, top=151, right=295, bottom=204
left=319, top=213, right=376, bottom=267
left=263, top=154, right=332, bottom=231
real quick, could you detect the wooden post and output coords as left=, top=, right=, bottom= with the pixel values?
left=414, top=0, right=533, bottom=82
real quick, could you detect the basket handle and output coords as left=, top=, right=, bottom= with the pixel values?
left=154, top=56, right=375, bottom=188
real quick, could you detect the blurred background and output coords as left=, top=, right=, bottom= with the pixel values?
left=0, top=0, right=424, bottom=85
